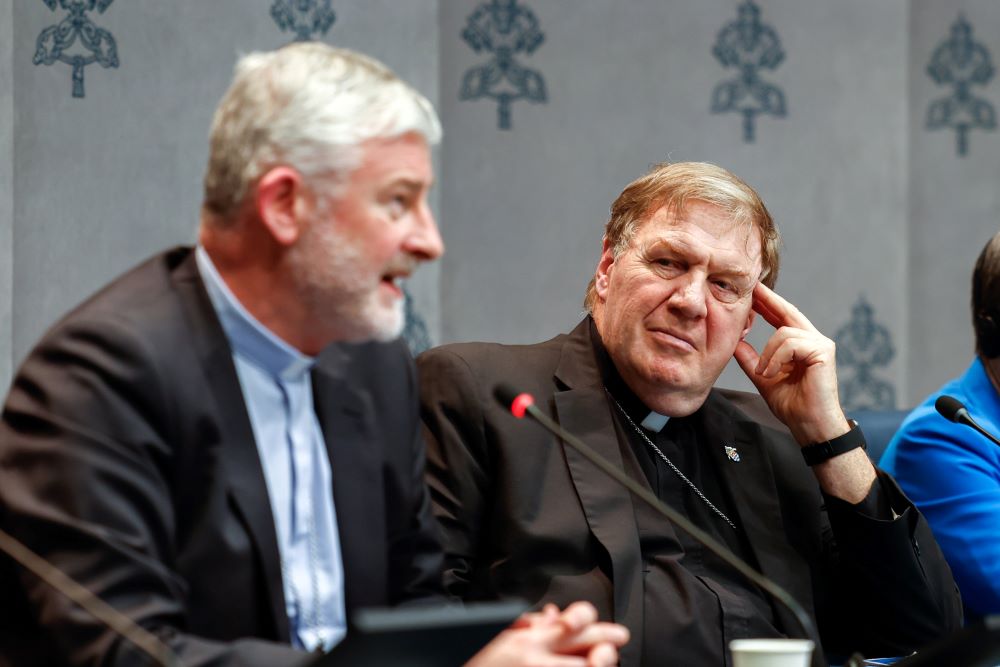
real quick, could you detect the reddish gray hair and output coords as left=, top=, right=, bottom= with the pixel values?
left=584, top=161, right=781, bottom=312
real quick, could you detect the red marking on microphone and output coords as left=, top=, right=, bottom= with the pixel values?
left=511, top=393, right=535, bottom=419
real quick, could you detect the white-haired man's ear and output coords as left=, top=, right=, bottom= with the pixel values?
left=255, top=166, right=307, bottom=247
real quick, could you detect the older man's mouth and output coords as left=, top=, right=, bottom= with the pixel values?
left=380, top=272, right=408, bottom=299
left=649, top=328, right=697, bottom=352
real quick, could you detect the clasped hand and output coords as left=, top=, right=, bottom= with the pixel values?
left=465, top=601, right=630, bottom=667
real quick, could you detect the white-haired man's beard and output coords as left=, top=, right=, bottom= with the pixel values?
left=286, top=219, right=413, bottom=344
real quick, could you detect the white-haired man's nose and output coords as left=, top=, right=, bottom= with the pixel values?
left=404, top=202, right=444, bottom=261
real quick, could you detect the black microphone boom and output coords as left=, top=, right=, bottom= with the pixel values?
left=935, top=395, right=1000, bottom=448
left=492, top=383, right=818, bottom=644
left=0, top=528, right=178, bottom=667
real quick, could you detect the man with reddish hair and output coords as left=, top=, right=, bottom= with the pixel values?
left=420, top=161, right=961, bottom=666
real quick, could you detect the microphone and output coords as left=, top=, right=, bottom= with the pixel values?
left=493, top=383, right=818, bottom=644
left=935, top=395, right=1000, bottom=447
left=0, top=528, right=179, bottom=667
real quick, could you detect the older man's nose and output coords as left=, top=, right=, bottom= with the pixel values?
left=405, top=201, right=445, bottom=261
left=666, top=274, right=709, bottom=319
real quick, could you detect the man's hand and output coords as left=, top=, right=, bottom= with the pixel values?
left=733, top=282, right=850, bottom=444
left=733, top=283, right=876, bottom=502
left=465, top=601, right=630, bottom=667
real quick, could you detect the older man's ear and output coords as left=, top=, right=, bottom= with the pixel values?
left=255, top=166, right=308, bottom=247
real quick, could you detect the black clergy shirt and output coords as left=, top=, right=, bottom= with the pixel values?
left=590, top=321, right=898, bottom=666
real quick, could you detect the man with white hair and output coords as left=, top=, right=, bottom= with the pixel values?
left=0, top=43, right=627, bottom=667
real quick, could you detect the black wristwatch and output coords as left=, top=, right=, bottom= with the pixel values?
left=801, top=419, right=866, bottom=466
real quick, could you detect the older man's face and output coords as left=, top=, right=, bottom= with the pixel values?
left=593, top=201, right=761, bottom=416
left=288, top=131, right=443, bottom=342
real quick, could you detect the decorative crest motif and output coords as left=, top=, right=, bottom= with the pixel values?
left=711, top=0, right=786, bottom=142
left=271, top=0, right=336, bottom=42
left=926, top=14, right=996, bottom=156
left=834, top=297, right=896, bottom=411
left=33, top=0, right=118, bottom=98
left=459, top=0, right=547, bottom=130
left=724, top=445, right=741, bottom=463
left=402, top=289, right=432, bottom=356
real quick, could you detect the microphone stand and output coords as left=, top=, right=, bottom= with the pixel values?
left=0, top=528, right=179, bottom=667
left=496, top=386, right=819, bottom=644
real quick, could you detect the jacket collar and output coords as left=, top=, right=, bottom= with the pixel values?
left=551, top=319, right=645, bottom=665
left=311, top=346, right=385, bottom=611
left=169, top=248, right=292, bottom=641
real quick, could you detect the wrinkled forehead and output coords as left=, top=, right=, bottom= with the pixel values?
left=635, top=201, right=763, bottom=268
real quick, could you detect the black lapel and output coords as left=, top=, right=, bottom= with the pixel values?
left=552, top=321, right=645, bottom=666
left=697, top=392, right=816, bottom=635
left=312, top=347, right=385, bottom=612
left=170, top=249, right=290, bottom=640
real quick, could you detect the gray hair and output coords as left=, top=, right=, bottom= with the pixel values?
left=202, top=42, right=441, bottom=220
left=584, top=161, right=780, bottom=313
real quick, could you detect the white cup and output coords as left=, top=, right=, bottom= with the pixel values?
left=729, top=638, right=816, bottom=667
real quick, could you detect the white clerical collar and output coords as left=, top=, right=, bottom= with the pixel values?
left=640, top=411, right=670, bottom=433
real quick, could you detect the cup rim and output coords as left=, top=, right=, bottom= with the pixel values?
left=729, top=638, right=816, bottom=653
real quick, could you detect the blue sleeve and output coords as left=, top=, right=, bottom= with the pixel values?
left=885, top=414, right=1000, bottom=618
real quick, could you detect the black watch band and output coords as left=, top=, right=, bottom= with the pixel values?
left=801, top=419, right=866, bottom=466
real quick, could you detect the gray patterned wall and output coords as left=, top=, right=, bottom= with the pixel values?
left=4, top=1, right=1000, bottom=411
left=909, top=0, right=1000, bottom=403
left=8, top=0, right=440, bottom=371
left=1, top=0, right=11, bottom=392
left=439, top=0, right=914, bottom=407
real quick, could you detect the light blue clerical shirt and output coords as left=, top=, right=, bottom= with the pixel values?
left=196, top=246, right=347, bottom=651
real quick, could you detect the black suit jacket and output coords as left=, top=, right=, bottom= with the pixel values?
left=418, top=319, right=961, bottom=666
left=0, top=248, right=443, bottom=667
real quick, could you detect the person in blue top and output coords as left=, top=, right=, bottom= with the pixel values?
left=881, top=230, right=1000, bottom=621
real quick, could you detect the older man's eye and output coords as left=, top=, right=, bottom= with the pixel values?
left=652, top=257, right=682, bottom=271
left=386, top=195, right=408, bottom=219
left=714, top=279, right=734, bottom=291
left=711, top=280, right=745, bottom=304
